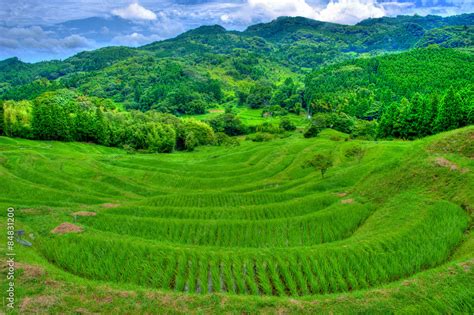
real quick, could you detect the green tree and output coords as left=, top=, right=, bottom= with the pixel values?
left=303, top=123, right=321, bottom=138
left=184, top=131, right=198, bottom=151
left=247, top=81, right=273, bottom=109
left=32, top=90, right=77, bottom=141
left=206, top=113, right=246, bottom=136
left=345, top=146, right=366, bottom=163
left=393, top=98, right=410, bottom=139
left=0, top=102, right=4, bottom=135
left=306, top=154, right=333, bottom=178
left=403, top=93, right=425, bottom=139
left=146, top=122, right=176, bottom=153
left=377, top=103, right=398, bottom=138
left=279, top=117, right=296, bottom=131
left=177, top=119, right=215, bottom=150
left=3, top=100, right=33, bottom=138
left=419, top=94, right=439, bottom=137
left=435, top=87, right=463, bottom=132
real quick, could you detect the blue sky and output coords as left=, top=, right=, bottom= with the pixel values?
left=0, top=0, right=473, bottom=62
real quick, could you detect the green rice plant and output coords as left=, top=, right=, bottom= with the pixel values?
left=232, top=258, right=247, bottom=294
left=187, top=254, right=198, bottom=293
left=221, top=257, right=236, bottom=294
left=174, top=253, right=188, bottom=291
left=276, top=256, right=299, bottom=296
left=209, top=259, right=221, bottom=293
left=266, top=260, right=286, bottom=296
left=198, top=256, right=209, bottom=294
left=256, top=259, right=273, bottom=295
left=3, top=127, right=472, bottom=302
left=243, top=259, right=259, bottom=295
left=297, top=253, right=320, bottom=294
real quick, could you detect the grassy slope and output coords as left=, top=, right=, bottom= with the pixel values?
left=185, top=106, right=308, bottom=127
left=0, top=127, right=473, bottom=313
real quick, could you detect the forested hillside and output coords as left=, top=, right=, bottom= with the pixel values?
left=0, top=14, right=473, bottom=150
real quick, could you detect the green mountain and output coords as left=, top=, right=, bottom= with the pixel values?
left=0, top=13, right=472, bottom=143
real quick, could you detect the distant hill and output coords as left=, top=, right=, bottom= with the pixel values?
left=0, top=14, right=473, bottom=114
left=305, top=47, right=474, bottom=118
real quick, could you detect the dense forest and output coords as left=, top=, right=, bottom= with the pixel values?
left=0, top=14, right=473, bottom=152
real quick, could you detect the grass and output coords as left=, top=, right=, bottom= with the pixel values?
left=184, top=106, right=308, bottom=127
left=0, top=126, right=473, bottom=313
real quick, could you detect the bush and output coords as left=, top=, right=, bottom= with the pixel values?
left=304, top=124, right=321, bottom=138
left=311, top=113, right=355, bottom=134
left=145, top=122, right=176, bottom=153
left=206, top=113, right=247, bottom=136
left=262, top=105, right=288, bottom=117
left=247, top=132, right=274, bottom=142
left=256, top=122, right=281, bottom=134
left=215, top=132, right=240, bottom=147
left=279, top=117, right=296, bottom=131
left=185, top=131, right=198, bottom=151
left=177, top=119, right=215, bottom=150
left=3, top=100, right=33, bottom=138
left=352, top=120, right=378, bottom=140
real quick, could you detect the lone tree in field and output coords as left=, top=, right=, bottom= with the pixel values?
left=345, top=145, right=366, bottom=163
left=306, top=154, right=333, bottom=178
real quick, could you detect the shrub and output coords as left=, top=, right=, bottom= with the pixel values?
left=3, top=100, right=33, bottom=138
left=185, top=131, right=198, bottom=151
left=215, top=132, right=240, bottom=147
left=176, top=119, right=215, bottom=150
left=145, top=123, right=176, bottom=153
left=280, top=117, right=297, bottom=131
left=262, top=105, right=288, bottom=117
left=256, top=122, right=281, bottom=134
left=206, top=113, right=247, bottom=136
left=247, top=132, right=274, bottom=142
left=311, top=113, right=355, bottom=134
left=352, top=119, right=378, bottom=140
left=304, top=124, right=321, bottom=138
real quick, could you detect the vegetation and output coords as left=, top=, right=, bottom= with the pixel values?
left=0, top=12, right=473, bottom=314
left=0, top=127, right=472, bottom=313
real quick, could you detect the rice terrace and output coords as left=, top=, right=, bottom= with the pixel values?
left=1, top=2, right=474, bottom=314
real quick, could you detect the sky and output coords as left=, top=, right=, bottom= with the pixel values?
left=0, top=0, right=472, bottom=62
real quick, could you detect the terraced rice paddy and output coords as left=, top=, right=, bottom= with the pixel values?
left=0, top=128, right=472, bottom=302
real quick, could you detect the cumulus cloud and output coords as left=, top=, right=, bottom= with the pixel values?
left=0, top=26, right=92, bottom=50
left=112, top=2, right=157, bottom=21
left=0, top=25, right=94, bottom=61
left=318, top=0, right=386, bottom=24
left=221, top=0, right=391, bottom=25
left=112, top=32, right=163, bottom=46
left=248, top=0, right=319, bottom=19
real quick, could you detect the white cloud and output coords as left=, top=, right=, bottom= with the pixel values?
left=112, top=32, right=162, bottom=46
left=317, top=0, right=386, bottom=24
left=0, top=26, right=92, bottom=51
left=248, top=0, right=319, bottom=19
left=112, top=2, right=157, bottom=21
left=220, top=0, right=390, bottom=25
left=0, top=25, right=94, bottom=61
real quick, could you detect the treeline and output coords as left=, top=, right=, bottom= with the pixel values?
left=305, top=47, right=474, bottom=120
left=238, top=77, right=304, bottom=115
left=378, top=87, right=473, bottom=139
left=301, top=86, right=473, bottom=140
left=0, top=89, right=239, bottom=153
